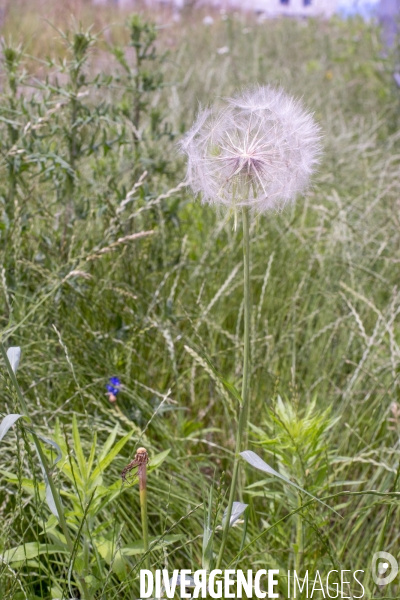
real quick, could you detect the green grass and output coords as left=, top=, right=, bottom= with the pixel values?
left=1, top=4, right=400, bottom=599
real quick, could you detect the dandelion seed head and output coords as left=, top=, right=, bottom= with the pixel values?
left=180, top=85, right=322, bottom=214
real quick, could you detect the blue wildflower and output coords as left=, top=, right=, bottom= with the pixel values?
left=106, top=376, right=121, bottom=397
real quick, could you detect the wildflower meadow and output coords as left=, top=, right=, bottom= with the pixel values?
left=1, top=1, right=400, bottom=599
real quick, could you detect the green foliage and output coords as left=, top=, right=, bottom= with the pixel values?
left=1, top=412, right=170, bottom=594
left=247, top=396, right=340, bottom=570
left=0, top=6, right=400, bottom=599
left=251, top=395, right=338, bottom=491
left=0, top=40, right=26, bottom=227
left=111, top=13, right=173, bottom=167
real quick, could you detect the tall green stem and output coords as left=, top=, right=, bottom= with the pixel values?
left=241, top=207, right=251, bottom=429
left=216, top=206, right=251, bottom=569
left=295, top=494, right=303, bottom=573
left=139, top=459, right=150, bottom=571
left=0, top=343, right=92, bottom=600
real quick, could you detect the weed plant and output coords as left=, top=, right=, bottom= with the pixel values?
left=0, top=4, right=400, bottom=599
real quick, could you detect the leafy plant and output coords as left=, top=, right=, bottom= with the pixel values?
left=252, top=396, right=337, bottom=490
left=246, top=395, right=339, bottom=570
left=0, top=347, right=171, bottom=596
left=111, top=14, right=173, bottom=168
left=0, top=41, right=25, bottom=228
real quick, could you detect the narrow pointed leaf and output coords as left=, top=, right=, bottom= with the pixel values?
left=98, top=424, right=119, bottom=462
left=122, top=534, right=183, bottom=556
left=240, top=450, right=340, bottom=516
left=0, top=414, right=25, bottom=441
left=72, top=414, right=87, bottom=480
left=44, top=474, right=59, bottom=518
left=202, top=484, right=214, bottom=570
left=87, top=432, right=97, bottom=477
left=6, top=347, right=21, bottom=373
left=35, top=435, right=63, bottom=466
left=222, top=501, right=248, bottom=528
left=0, top=470, right=42, bottom=496
left=90, top=430, right=134, bottom=482
left=149, top=448, right=170, bottom=469
left=34, top=446, right=59, bottom=518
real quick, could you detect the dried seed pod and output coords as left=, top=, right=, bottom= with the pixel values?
left=121, top=447, right=149, bottom=484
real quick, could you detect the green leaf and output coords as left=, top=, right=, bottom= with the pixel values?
left=97, top=534, right=182, bottom=563
left=59, top=456, right=83, bottom=488
left=0, top=414, right=26, bottom=441
left=87, top=431, right=97, bottom=477
left=149, top=448, right=170, bottom=469
left=98, top=425, right=119, bottom=463
left=0, top=470, right=43, bottom=496
left=122, top=534, right=183, bottom=555
left=95, top=538, right=127, bottom=580
left=72, top=414, right=87, bottom=481
left=84, top=574, right=103, bottom=592
left=1, top=542, right=68, bottom=564
left=90, top=430, right=134, bottom=483
left=240, top=450, right=340, bottom=517
left=35, top=434, right=62, bottom=466
left=34, top=444, right=60, bottom=519
left=202, top=484, right=214, bottom=571
left=39, top=514, right=59, bottom=535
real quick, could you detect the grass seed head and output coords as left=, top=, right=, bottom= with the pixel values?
left=180, top=85, right=322, bottom=214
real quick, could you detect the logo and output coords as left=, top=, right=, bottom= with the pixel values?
left=371, top=551, right=398, bottom=586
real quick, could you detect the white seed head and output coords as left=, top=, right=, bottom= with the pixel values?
left=180, top=85, right=322, bottom=214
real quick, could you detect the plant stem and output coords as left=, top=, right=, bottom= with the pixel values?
left=139, top=459, right=150, bottom=571
left=134, top=45, right=141, bottom=141
left=216, top=206, right=251, bottom=568
left=0, top=343, right=92, bottom=600
left=241, top=206, right=251, bottom=429
left=295, top=494, right=302, bottom=573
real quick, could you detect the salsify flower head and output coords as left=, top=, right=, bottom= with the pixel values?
left=180, top=85, right=322, bottom=214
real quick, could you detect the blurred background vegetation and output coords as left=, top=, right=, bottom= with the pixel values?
left=1, top=1, right=400, bottom=598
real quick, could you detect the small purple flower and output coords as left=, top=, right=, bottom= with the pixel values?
left=106, top=376, right=121, bottom=398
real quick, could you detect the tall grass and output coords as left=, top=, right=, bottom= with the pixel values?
left=1, top=3, right=400, bottom=598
